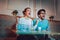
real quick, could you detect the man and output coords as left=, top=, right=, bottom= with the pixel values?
left=33, top=9, right=50, bottom=40
left=33, top=9, right=50, bottom=31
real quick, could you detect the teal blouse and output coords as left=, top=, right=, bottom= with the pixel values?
left=33, top=18, right=50, bottom=31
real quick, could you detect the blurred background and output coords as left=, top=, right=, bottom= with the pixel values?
left=0, top=0, right=59, bottom=20
left=0, top=0, right=60, bottom=40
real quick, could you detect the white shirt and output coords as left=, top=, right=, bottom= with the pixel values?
left=16, top=17, right=33, bottom=31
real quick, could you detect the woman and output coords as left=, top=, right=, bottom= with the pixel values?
left=5, top=10, right=19, bottom=37
left=16, top=7, right=33, bottom=32
left=11, top=10, right=18, bottom=30
left=11, top=10, right=21, bottom=32
left=16, top=7, right=36, bottom=40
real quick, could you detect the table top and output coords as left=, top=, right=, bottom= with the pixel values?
left=16, top=30, right=60, bottom=35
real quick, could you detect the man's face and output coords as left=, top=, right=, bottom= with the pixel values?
left=38, top=11, right=46, bottom=19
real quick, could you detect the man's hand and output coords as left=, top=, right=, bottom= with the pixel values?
left=36, top=20, right=39, bottom=25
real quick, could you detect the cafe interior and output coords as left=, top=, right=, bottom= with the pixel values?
left=0, top=0, right=60, bottom=40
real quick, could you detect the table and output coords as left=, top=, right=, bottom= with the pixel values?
left=16, top=30, right=60, bottom=35
left=16, top=31, right=51, bottom=35
left=16, top=30, right=60, bottom=40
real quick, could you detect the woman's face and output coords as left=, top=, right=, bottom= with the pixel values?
left=25, top=9, right=31, bottom=16
left=13, top=13, right=17, bottom=16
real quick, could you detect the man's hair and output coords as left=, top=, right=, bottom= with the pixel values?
left=37, top=9, right=46, bottom=15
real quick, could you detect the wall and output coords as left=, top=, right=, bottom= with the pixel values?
left=56, top=0, right=60, bottom=21
left=0, top=0, right=60, bottom=20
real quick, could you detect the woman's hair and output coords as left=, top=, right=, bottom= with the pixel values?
left=37, top=9, right=46, bottom=15
left=12, top=10, right=18, bottom=15
left=23, top=7, right=31, bottom=15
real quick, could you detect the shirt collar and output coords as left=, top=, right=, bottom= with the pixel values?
left=38, top=18, right=45, bottom=21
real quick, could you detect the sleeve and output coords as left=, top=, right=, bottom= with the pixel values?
left=33, top=18, right=38, bottom=30
left=33, top=18, right=37, bottom=26
left=47, top=20, right=51, bottom=32
left=31, top=20, right=33, bottom=27
left=16, top=18, right=21, bottom=30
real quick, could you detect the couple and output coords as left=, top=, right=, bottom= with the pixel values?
left=16, top=7, right=51, bottom=40
left=16, top=7, right=50, bottom=32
